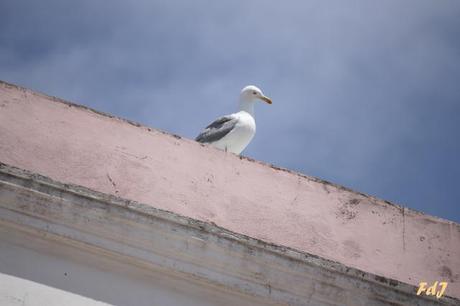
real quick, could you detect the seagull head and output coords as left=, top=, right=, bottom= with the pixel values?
left=240, top=85, right=272, bottom=105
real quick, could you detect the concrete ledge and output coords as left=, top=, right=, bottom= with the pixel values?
left=0, top=163, right=458, bottom=305
left=1, top=80, right=459, bottom=301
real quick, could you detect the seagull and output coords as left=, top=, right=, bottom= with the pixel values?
left=195, top=85, right=272, bottom=154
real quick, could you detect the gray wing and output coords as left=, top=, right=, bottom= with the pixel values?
left=195, top=115, right=238, bottom=143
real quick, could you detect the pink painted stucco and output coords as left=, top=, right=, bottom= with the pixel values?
left=1, top=81, right=459, bottom=298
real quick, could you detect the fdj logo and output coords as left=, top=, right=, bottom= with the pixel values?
left=417, top=281, right=448, bottom=299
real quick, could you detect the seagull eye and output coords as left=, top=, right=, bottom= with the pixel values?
left=252, top=91, right=257, bottom=95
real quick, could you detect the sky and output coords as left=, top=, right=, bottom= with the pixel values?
left=1, top=1, right=459, bottom=222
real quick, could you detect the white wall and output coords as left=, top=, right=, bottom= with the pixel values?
left=0, top=273, right=110, bottom=306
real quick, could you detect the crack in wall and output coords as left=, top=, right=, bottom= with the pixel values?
left=402, top=207, right=406, bottom=252
left=106, top=173, right=119, bottom=194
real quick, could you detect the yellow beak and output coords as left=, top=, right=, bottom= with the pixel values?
left=259, top=95, right=272, bottom=104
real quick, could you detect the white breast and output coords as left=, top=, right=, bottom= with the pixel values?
left=211, top=111, right=256, bottom=154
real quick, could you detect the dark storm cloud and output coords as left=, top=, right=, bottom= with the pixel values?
left=1, top=0, right=459, bottom=221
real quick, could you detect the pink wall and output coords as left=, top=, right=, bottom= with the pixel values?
left=1, top=81, right=459, bottom=299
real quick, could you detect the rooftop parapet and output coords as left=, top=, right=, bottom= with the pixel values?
left=0, top=80, right=459, bottom=301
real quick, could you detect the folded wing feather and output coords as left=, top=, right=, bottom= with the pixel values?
left=195, top=115, right=238, bottom=143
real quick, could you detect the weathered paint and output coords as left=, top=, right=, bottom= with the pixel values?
left=0, top=80, right=459, bottom=299
left=1, top=164, right=455, bottom=305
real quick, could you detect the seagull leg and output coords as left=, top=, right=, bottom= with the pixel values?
left=225, top=146, right=228, bottom=152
